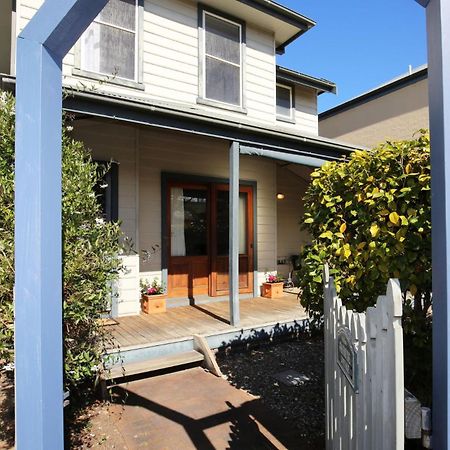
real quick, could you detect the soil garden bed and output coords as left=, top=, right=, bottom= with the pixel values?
left=216, top=333, right=325, bottom=449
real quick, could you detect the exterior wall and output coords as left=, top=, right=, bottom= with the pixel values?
left=15, top=0, right=319, bottom=135
left=136, top=126, right=278, bottom=286
left=277, top=85, right=318, bottom=136
left=319, top=78, right=429, bottom=148
left=72, top=118, right=285, bottom=314
left=117, top=255, right=141, bottom=316
left=276, top=165, right=310, bottom=277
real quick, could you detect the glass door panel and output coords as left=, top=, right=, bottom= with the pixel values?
left=211, top=185, right=253, bottom=296
left=170, top=187, right=208, bottom=256
left=216, top=191, right=248, bottom=256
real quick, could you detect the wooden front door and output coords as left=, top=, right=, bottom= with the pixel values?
left=167, top=181, right=254, bottom=299
left=210, top=184, right=254, bottom=296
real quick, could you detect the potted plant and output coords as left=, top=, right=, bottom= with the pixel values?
left=261, top=273, right=285, bottom=299
left=140, top=278, right=166, bottom=314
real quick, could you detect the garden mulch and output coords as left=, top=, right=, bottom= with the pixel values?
left=216, top=334, right=325, bottom=449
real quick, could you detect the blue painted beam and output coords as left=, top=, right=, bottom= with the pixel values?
left=414, top=0, right=449, bottom=447
left=15, top=0, right=108, bottom=448
left=229, top=142, right=240, bottom=326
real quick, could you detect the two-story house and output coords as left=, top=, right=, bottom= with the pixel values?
left=1, top=0, right=356, bottom=319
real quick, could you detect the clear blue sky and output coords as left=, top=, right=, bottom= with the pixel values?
left=277, top=0, right=427, bottom=113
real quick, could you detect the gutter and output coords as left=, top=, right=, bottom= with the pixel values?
left=277, top=66, right=337, bottom=94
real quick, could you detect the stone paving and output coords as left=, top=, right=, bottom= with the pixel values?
left=89, top=367, right=315, bottom=449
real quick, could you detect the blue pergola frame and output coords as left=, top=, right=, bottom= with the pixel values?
left=13, top=0, right=447, bottom=448
left=14, top=1, right=108, bottom=448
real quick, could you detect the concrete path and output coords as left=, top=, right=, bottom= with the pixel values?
left=89, top=367, right=318, bottom=449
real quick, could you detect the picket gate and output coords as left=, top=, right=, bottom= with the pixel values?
left=324, top=265, right=404, bottom=450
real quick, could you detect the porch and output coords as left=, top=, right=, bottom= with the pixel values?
left=65, top=95, right=355, bottom=330
left=105, top=293, right=308, bottom=366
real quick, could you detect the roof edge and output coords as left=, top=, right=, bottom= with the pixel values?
left=319, top=66, right=428, bottom=120
left=235, top=0, right=316, bottom=52
left=276, top=66, right=337, bottom=94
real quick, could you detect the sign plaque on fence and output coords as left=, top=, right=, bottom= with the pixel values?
left=337, top=326, right=358, bottom=392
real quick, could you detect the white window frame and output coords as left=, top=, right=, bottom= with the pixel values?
left=75, top=0, right=142, bottom=88
left=276, top=83, right=294, bottom=122
left=202, top=10, right=244, bottom=108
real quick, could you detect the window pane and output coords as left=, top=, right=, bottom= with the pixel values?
left=99, top=0, right=136, bottom=30
left=216, top=191, right=248, bottom=256
left=205, top=57, right=240, bottom=105
left=205, top=14, right=240, bottom=64
left=82, top=22, right=135, bottom=80
left=276, top=85, right=292, bottom=117
left=171, top=188, right=208, bottom=257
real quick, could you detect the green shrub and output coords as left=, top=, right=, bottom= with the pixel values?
left=298, top=132, right=431, bottom=402
left=0, top=91, right=123, bottom=390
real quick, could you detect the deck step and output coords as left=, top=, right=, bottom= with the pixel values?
left=103, top=350, right=205, bottom=381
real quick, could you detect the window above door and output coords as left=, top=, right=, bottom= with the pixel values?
left=198, top=7, right=247, bottom=113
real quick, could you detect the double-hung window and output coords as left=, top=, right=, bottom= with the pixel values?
left=80, top=0, right=138, bottom=81
left=276, top=83, right=294, bottom=121
left=202, top=10, right=243, bottom=107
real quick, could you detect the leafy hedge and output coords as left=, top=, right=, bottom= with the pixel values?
left=0, top=91, right=123, bottom=389
left=298, top=132, right=431, bottom=402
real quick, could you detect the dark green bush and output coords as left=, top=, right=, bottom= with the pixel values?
left=298, top=132, right=431, bottom=403
left=0, top=91, right=123, bottom=390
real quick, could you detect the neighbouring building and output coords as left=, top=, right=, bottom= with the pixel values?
left=1, top=0, right=356, bottom=318
left=319, top=65, right=429, bottom=149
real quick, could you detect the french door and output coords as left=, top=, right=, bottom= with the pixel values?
left=167, top=181, right=254, bottom=298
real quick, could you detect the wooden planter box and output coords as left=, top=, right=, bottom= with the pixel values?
left=141, top=294, right=167, bottom=314
left=262, top=282, right=284, bottom=299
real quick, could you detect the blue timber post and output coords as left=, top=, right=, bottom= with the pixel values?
left=229, top=141, right=240, bottom=326
left=415, top=0, right=450, bottom=447
left=14, top=0, right=108, bottom=448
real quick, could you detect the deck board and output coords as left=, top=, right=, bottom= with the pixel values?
left=108, top=294, right=307, bottom=350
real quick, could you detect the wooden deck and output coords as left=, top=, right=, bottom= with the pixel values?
left=107, top=294, right=307, bottom=352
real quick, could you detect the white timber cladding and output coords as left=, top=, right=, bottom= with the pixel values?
left=323, top=266, right=405, bottom=450
left=116, top=255, right=140, bottom=316
left=72, top=119, right=280, bottom=288
left=16, top=0, right=319, bottom=135
left=276, top=165, right=310, bottom=277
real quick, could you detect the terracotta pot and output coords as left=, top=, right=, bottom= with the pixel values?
left=141, top=294, right=167, bottom=314
left=261, top=282, right=284, bottom=299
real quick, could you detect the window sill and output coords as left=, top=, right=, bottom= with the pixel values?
left=197, top=97, right=247, bottom=114
left=276, top=115, right=296, bottom=125
left=72, top=68, right=145, bottom=91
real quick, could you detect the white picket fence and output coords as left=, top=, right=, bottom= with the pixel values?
left=324, top=265, right=404, bottom=450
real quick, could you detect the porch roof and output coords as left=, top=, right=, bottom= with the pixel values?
left=0, top=73, right=360, bottom=165
left=62, top=89, right=360, bottom=165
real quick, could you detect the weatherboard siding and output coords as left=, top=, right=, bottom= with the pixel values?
left=72, top=119, right=282, bottom=285
left=16, top=0, right=319, bottom=136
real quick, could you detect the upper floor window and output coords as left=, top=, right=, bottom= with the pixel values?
left=276, top=84, right=294, bottom=121
left=81, top=0, right=138, bottom=81
left=202, top=11, right=243, bottom=107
